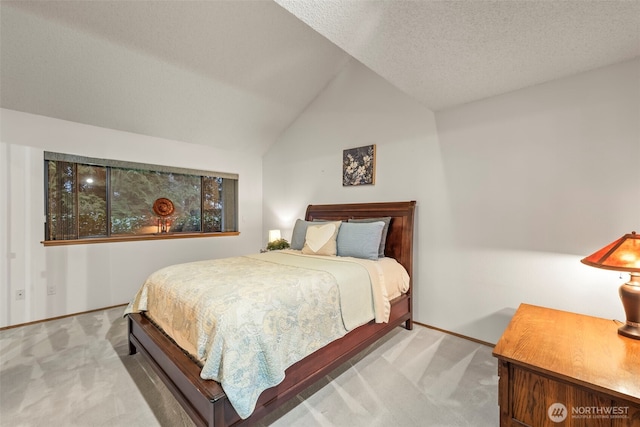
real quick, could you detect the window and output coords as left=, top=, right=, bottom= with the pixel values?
left=44, top=152, right=238, bottom=244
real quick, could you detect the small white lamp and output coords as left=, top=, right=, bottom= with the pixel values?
left=268, top=229, right=281, bottom=243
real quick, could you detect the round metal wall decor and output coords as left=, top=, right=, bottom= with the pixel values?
left=153, top=198, right=175, bottom=217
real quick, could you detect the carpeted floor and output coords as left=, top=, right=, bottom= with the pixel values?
left=0, top=307, right=499, bottom=426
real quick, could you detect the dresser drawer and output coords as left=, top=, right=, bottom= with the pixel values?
left=508, top=364, right=613, bottom=427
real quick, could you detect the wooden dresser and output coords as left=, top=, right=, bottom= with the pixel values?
left=493, top=304, right=640, bottom=427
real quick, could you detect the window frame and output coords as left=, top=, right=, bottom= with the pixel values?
left=43, top=152, right=239, bottom=246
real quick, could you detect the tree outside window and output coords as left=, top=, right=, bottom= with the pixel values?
left=45, top=153, right=237, bottom=242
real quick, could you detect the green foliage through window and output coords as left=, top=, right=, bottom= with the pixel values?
left=45, top=153, right=238, bottom=241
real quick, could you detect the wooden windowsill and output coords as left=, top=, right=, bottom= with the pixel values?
left=42, top=231, right=240, bottom=246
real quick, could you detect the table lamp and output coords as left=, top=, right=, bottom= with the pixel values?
left=268, top=229, right=281, bottom=243
left=581, top=231, right=640, bottom=339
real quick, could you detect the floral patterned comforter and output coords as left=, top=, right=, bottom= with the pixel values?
left=124, top=251, right=381, bottom=419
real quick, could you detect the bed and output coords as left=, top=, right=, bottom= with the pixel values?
left=126, top=200, right=416, bottom=427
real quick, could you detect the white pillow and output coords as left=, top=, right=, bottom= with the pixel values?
left=302, top=221, right=342, bottom=256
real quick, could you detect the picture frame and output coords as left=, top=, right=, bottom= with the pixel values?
left=343, top=144, right=376, bottom=186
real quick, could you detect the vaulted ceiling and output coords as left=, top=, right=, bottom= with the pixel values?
left=1, top=1, right=639, bottom=155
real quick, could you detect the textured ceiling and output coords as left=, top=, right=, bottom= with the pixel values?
left=277, top=0, right=640, bottom=111
left=1, top=1, right=639, bottom=154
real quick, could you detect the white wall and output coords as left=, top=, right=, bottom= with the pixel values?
left=433, top=58, right=639, bottom=342
left=263, top=58, right=640, bottom=344
left=0, top=109, right=262, bottom=327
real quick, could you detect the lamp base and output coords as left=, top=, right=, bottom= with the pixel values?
left=618, top=322, right=640, bottom=339
left=619, top=275, right=640, bottom=340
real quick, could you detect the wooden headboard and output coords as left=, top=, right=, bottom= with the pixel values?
left=305, top=201, right=416, bottom=281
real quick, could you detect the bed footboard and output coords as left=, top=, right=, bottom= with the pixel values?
left=128, top=313, right=227, bottom=426
left=127, top=292, right=411, bottom=427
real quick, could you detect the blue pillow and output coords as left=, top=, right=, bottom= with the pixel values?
left=291, top=219, right=312, bottom=250
left=337, top=221, right=385, bottom=260
left=348, top=217, right=391, bottom=257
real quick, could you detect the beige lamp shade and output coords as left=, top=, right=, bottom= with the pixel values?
left=268, top=229, right=281, bottom=243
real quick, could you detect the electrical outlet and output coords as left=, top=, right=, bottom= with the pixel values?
left=16, top=289, right=25, bottom=300
left=47, top=285, right=56, bottom=295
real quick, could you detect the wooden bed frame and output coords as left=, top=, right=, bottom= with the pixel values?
left=127, top=201, right=416, bottom=426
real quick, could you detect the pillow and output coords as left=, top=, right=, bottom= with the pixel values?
left=337, top=221, right=385, bottom=260
left=291, top=219, right=312, bottom=250
left=291, top=219, right=332, bottom=249
left=301, top=221, right=342, bottom=256
left=348, top=217, right=391, bottom=257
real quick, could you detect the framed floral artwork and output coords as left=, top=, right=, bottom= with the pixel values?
left=343, top=144, right=376, bottom=186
